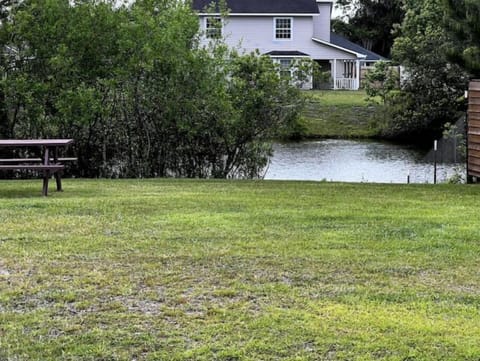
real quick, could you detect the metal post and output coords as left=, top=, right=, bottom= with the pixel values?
left=433, top=140, right=437, bottom=184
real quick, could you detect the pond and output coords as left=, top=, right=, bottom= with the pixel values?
left=264, top=139, right=464, bottom=184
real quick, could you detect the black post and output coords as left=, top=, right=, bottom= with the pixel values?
left=433, top=140, right=437, bottom=184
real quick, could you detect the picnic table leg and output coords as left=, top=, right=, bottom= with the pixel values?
left=52, top=146, right=63, bottom=191
left=42, top=147, right=50, bottom=196
left=42, top=171, right=50, bottom=196
left=55, top=172, right=63, bottom=191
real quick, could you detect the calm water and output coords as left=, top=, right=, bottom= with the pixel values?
left=265, top=139, right=463, bottom=184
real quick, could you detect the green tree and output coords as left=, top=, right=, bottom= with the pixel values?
left=0, top=0, right=15, bottom=138
left=363, top=60, right=399, bottom=104
left=333, top=0, right=404, bottom=57
left=444, top=0, right=480, bottom=77
left=384, top=0, right=468, bottom=142
left=2, top=0, right=127, bottom=174
left=1, top=0, right=303, bottom=178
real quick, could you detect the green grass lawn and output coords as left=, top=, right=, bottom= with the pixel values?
left=301, top=90, right=383, bottom=138
left=1, top=179, right=480, bottom=360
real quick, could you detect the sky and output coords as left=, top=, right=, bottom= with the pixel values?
left=332, top=1, right=350, bottom=19
left=332, top=8, right=342, bottom=18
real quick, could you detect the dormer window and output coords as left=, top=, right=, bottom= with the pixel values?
left=274, top=18, right=292, bottom=40
left=206, top=17, right=222, bottom=39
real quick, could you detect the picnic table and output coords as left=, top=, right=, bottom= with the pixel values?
left=0, top=139, right=76, bottom=196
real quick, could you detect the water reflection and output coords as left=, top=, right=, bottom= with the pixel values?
left=265, top=139, right=463, bottom=184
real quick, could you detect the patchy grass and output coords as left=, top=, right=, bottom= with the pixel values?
left=1, top=179, right=480, bottom=360
left=301, top=90, right=383, bottom=138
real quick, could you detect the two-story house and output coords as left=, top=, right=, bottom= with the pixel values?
left=192, top=0, right=384, bottom=90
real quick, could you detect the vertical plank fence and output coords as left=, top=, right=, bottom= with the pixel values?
left=467, top=80, right=480, bottom=181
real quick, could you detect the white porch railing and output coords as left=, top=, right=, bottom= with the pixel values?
left=334, top=78, right=359, bottom=90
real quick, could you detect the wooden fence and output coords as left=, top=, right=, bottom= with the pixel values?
left=468, top=80, right=480, bottom=180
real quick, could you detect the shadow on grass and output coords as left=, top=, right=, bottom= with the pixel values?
left=0, top=179, right=81, bottom=199
left=0, top=178, right=124, bottom=199
left=0, top=189, right=54, bottom=199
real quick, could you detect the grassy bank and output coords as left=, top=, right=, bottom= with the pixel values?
left=301, top=90, right=383, bottom=138
left=1, top=179, right=480, bottom=360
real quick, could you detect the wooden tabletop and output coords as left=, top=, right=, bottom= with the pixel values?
left=0, top=139, right=74, bottom=147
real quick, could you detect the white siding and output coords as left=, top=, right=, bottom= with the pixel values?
left=199, top=15, right=357, bottom=60
left=313, top=3, right=331, bottom=41
left=220, top=16, right=314, bottom=53
left=198, top=9, right=357, bottom=61
left=312, top=42, right=357, bottom=59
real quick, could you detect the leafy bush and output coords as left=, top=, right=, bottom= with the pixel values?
left=363, top=61, right=400, bottom=105
left=381, top=0, right=468, bottom=143
left=0, top=0, right=304, bottom=178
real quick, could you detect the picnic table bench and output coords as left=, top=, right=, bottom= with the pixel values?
left=0, top=139, right=76, bottom=196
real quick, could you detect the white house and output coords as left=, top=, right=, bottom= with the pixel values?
left=192, top=0, right=385, bottom=90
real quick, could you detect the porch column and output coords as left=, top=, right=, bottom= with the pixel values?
left=333, top=59, right=337, bottom=90
left=355, top=60, right=361, bottom=90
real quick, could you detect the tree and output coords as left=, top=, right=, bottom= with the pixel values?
left=443, top=0, right=480, bottom=77
left=383, top=0, right=468, bottom=142
left=363, top=60, right=399, bottom=105
left=333, top=0, right=405, bottom=57
left=0, top=0, right=304, bottom=179
left=0, top=0, right=15, bottom=138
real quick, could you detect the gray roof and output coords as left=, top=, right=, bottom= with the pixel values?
left=265, top=50, right=310, bottom=57
left=192, top=0, right=319, bottom=14
left=330, top=33, right=386, bottom=61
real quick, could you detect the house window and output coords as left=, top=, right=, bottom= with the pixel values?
left=279, top=58, right=292, bottom=79
left=205, top=17, right=222, bottom=39
left=274, top=18, right=292, bottom=40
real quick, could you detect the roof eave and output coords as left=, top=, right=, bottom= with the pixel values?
left=197, top=13, right=319, bottom=16
left=269, top=55, right=310, bottom=57
left=312, top=37, right=367, bottom=59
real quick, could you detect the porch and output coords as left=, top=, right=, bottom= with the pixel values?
left=313, top=59, right=360, bottom=90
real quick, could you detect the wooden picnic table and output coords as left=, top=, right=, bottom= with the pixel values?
left=0, top=139, right=75, bottom=196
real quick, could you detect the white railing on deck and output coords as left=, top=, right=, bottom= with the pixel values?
left=335, top=78, right=358, bottom=90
